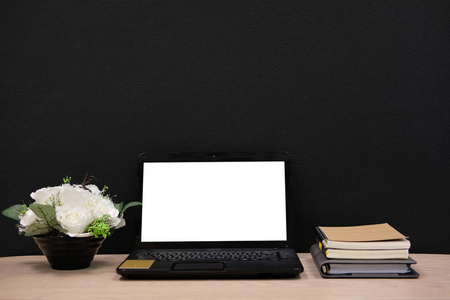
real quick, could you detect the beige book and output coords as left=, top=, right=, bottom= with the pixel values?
left=324, top=248, right=409, bottom=260
left=322, top=238, right=411, bottom=250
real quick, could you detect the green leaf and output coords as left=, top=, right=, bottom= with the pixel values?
left=2, top=204, right=24, bottom=221
left=46, top=218, right=66, bottom=233
left=114, top=202, right=123, bottom=214
left=24, top=220, right=51, bottom=236
left=28, top=204, right=65, bottom=234
left=52, top=223, right=67, bottom=233
left=29, top=203, right=56, bottom=221
left=120, top=202, right=142, bottom=216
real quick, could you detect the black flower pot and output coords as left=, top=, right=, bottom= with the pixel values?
left=33, top=235, right=105, bottom=270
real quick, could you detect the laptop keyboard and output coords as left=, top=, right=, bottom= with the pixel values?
left=136, top=250, right=287, bottom=262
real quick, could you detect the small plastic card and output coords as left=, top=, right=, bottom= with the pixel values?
left=119, top=260, right=155, bottom=269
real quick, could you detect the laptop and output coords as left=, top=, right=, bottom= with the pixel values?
left=116, top=152, right=303, bottom=279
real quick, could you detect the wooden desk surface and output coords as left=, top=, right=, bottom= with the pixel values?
left=1, top=253, right=449, bottom=300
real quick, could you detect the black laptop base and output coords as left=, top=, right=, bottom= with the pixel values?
left=117, top=248, right=303, bottom=279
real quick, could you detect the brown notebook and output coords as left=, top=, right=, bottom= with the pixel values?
left=318, top=223, right=408, bottom=242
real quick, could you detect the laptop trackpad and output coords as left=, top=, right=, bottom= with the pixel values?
left=172, top=262, right=225, bottom=271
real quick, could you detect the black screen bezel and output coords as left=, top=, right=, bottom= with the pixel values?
left=134, top=152, right=294, bottom=250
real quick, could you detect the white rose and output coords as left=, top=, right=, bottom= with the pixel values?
left=59, top=185, right=92, bottom=206
left=88, top=195, right=119, bottom=220
left=55, top=204, right=94, bottom=234
left=30, top=186, right=62, bottom=205
left=84, top=184, right=101, bottom=195
left=19, top=209, right=39, bottom=227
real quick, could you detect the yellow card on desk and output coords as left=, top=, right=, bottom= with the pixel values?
left=119, top=260, right=155, bottom=269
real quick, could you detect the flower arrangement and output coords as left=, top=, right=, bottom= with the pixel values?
left=2, top=174, right=141, bottom=238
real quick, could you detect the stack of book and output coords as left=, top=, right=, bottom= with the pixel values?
left=310, top=223, right=419, bottom=278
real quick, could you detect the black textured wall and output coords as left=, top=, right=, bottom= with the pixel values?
left=1, top=1, right=449, bottom=256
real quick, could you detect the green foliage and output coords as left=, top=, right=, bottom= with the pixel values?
left=101, top=185, right=119, bottom=201
left=25, top=220, right=53, bottom=236
left=101, top=185, right=115, bottom=199
left=3, top=203, right=66, bottom=235
left=29, top=203, right=56, bottom=220
left=48, top=192, right=61, bottom=207
left=62, top=176, right=71, bottom=184
left=25, top=204, right=66, bottom=236
left=101, top=185, right=109, bottom=195
left=2, top=204, right=24, bottom=221
left=113, top=201, right=141, bottom=217
left=119, top=202, right=142, bottom=216
left=86, top=215, right=112, bottom=238
left=21, top=205, right=28, bottom=215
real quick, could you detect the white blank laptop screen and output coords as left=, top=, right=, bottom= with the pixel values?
left=141, top=161, right=287, bottom=242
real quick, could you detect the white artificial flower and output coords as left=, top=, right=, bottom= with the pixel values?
left=30, top=186, right=62, bottom=205
left=58, top=184, right=92, bottom=206
left=19, top=209, right=39, bottom=227
left=84, top=184, right=101, bottom=195
left=55, top=203, right=94, bottom=234
left=88, top=195, right=119, bottom=220
left=112, top=216, right=126, bottom=229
